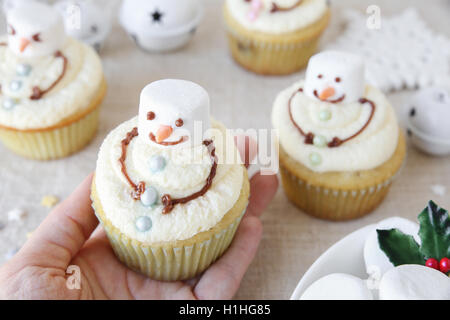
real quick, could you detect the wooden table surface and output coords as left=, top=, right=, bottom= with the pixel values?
left=0, top=0, right=449, bottom=300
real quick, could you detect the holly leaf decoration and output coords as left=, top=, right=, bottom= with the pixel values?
left=417, top=201, right=450, bottom=261
left=377, top=229, right=425, bottom=266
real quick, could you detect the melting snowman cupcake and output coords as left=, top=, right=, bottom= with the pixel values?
left=224, top=0, right=330, bottom=75
left=119, top=0, right=203, bottom=52
left=272, top=51, right=406, bottom=220
left=92, top=79, right=250, bottom=281
left=0, top=1, right=106, bottom=160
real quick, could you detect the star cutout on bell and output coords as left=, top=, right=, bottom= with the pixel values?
left=150, top=9, right=164, bottom=24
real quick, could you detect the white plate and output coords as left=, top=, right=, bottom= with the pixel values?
left=290, top=224, right=375, bottom=300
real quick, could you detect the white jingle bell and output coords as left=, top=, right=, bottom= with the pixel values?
left=407, top=87, right=450, bottom=156
left=6, top=1, right=66, bottom=58
left=304, top=51, right=365, bottom=104
left=138, top=79, right=211, bottom=148
left=54, top=0, right=112, bottom=52
left=119, top=0, right=203, bottom=52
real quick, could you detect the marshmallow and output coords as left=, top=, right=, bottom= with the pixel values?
left=120, top=0, right=202, bottom=52
left=304, top=51, right=365, bottom=104
left=379, top=265, right=450, bottom=300
left=6, top=1, right=66, bottom=58
left=300, top=274, right=374, bottom=300
left=138, top=79, right=211, bottom=148
left=2, top=0, right=47, bottom=13
left=54, top=0, right=111, bottom=52
left=408, top=87, right=450, bottom=140
left=364, top=217, right=420, bottom=277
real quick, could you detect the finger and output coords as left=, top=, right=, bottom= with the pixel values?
left=247, top=172, right=279, bottom=218
left=19, top=174, right=98, bottom=270
left=234, top=135, right=258, bottom=168
left=194, top=215, right=263, bottom=300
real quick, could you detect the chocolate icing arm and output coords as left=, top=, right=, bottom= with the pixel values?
left=30, top=50, right=68, bottom=100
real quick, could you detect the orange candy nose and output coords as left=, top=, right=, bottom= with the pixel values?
left=155, top=125, right=173, bottom=143
left=319, top=87, right=336, bottom=101
left=19, top=38, right=30, bottom=53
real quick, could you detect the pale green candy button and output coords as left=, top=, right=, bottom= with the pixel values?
left=313, top=135, right=327, bottom=148
left=319, top=110, right=332, bottom=122
left=309, top=153, right=322, bottom=166
left=135, top=216, right=152, bottom=232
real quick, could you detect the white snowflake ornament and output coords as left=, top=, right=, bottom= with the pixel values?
left=327, top=8, right=450, bottom=92
left=6, top=1, right=66, bottom=58
left=54, top=0, right=112, bottom=52
left=407, top=87, right=450, bottom=156
left=304, top=51, right=365, bottom=104
left=119, top=0, right=203, bottom=52
left=138, top=79, right=211, bottom=149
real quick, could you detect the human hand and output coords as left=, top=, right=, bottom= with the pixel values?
left=0, top=137, right=278, bottom=300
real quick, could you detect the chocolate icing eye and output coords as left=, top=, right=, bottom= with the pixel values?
left=7, top=25, right=16, bottom=36
left=147, top=111, right=156, bottom=120
left=32, top=33, right=42, bottom=42
left=409, top=107, right=416, bottom=117
left=335, top=77, right=342, bottom=83
left=175, top=119, right=184, bottom=127
left=318, top=74, right=323, bottom=79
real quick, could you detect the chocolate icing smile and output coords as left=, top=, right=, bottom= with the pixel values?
left=149, top=132, right=189, bottom=146
left=289, top=87, right=376, bottom=148
left=313, top=90, right=346, bottom=104
left=120, top=128, right=217, bottom=214
left=271, top=0, right=303, bottom=13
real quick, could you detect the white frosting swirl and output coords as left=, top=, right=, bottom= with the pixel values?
left=225, top=0, right=328, bottom=34
left=0, top=37, right=103, bottom=130
left=95, top=117, right=245, bottom=243
left=272, top=80, right=400, bottom=172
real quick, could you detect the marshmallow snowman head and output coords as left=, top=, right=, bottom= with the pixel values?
left=54, top=0, right=111, bottom=51
left=304, top=51, right=365, bottom=104
left=409, top=87, right=450, bottom=140
left=6, top=1, right=66, bottom=58
left=138, top=80, right=211, bottom=148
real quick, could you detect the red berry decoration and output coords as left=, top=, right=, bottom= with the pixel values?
left=425, top=258, right=439, bottom=270
left=439, top=257, right=450, bottom=274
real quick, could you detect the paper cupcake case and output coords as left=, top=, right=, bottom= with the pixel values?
left=280, top=165, right=403, bottom=221
left=91, top=172, right=250, bottom=282
left=0, top=80, right=106, bottom=160
left=280, top=133, right=407, bottom=221
left=224, top=7, right=330, bottom=75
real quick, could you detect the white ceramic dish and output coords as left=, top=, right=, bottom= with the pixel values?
left=290, top=224, right=375, bottom=300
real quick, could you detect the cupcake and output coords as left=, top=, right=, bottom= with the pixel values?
left=224, top=0, right=330, bottom=75
left=272, top=51, right=406, bottom=221
left=0, top=1, right=106, bottom=160
left=91, top=79, right=249, bottom=281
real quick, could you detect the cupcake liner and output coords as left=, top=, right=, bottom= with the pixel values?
left=280, top=133, right=407, bottom=221
left=0, top=79, right=106, bottom=160
left=91, top=171, right=250, bottom=281
left=224, top=7, right=330, bottom=75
